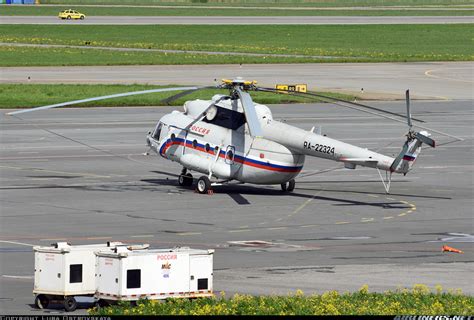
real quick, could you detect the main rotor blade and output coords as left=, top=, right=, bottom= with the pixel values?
left=7, top=86, right=199, bottom=116
left=160, top=86, right=216, bottom=105
left=235, top=88, right=263, bottom=138
left=258, top=87, right=425, bottom=123
left=406, top=89, right=413, bottom=128
left=257, top=87, right=463, bottom=142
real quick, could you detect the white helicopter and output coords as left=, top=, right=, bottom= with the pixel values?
left=8, top=78, right=436, bottom=194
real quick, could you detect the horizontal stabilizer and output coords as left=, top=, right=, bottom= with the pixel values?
left=415, top=132, right=435, bottom=148
left=340, top=158, right=378, bottom=167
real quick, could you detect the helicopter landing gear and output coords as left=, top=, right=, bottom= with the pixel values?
left=178, top=168, right=193, bottom=187
left=196, top=176, right=211, bottom=194
left=281, top=179, right=295, bottom=192
left=178, top=173, right=193, bottom=186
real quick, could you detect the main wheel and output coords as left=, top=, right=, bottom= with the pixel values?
left=80, top=16, right=85, bottom=20
left=67, top=16, right=71, bottom=20
left=281, top=179, right=296, bottom=192
left=64, top=296, right=77, bottom=312
left=35, top=294, right=49, bottom=309
left=287, top=179, right=296, bottom=192
left=184, top=173, right=193, bottom=186
left=196, top=176, right=211, bottom=194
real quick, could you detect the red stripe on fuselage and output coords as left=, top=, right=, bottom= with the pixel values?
left=161, top=140, right=301, bottom=173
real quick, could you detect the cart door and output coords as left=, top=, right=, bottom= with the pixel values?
left=189, top=255, right=213, bottom=292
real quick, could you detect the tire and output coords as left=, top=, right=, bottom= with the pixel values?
left=184, top=173, right=193, bottom=186
left=64, top=296, right=77, bottom=312
left=178, top=174, right=186, bottom=186
left=80, top=16, right=85, bottom=20
left=197, top=176, right=211, bottom=194
left=280, top=182, right=287, bottom=191
left=67, top=16, right=71, bottom=20
left=35, top=294, right=49, bottom=309
left=287, top=179, right=296, bottom=192
left=96, top=299, right=109, bottom=308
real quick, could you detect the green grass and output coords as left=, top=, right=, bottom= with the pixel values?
left=1, top=24, right=472, bottom=66
left=0, top=84, right=354, bottom=109
left=88, top=286, right=474, bottom=315
left=0, top=46, right=345, bottom=66
left=38, top=0, right=474, bottom=8
left=2, top=6, right=473, bottom=16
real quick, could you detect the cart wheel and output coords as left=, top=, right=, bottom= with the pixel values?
left=95, top=299, right=109, bottom=308
left=64, top=296, right=77, bottom=312
left=35, top=294, right=49, bottom=309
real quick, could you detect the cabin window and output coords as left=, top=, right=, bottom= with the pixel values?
left=152, top=123, right=162, bottom=140
left=69, top=264, right=82, bottom=283
left=192, top=140, right=198, bottom=149
left=205, top=143, right=211, bottom=152
left=127, top=269, right=141, bottom=289
left=202, top=105, right=246, bottom=130
left=226, top=149, right=234, bottom=161
left=198, top=278, right=208, bottom=290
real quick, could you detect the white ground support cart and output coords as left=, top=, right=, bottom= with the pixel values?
left=95, top=247, right=214, bottom=305
left=33, top=241, right=137, bottom=311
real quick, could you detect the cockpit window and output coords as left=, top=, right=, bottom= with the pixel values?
left=202, top=105, right=246, bottom=130
left=152, top=123, right=162, bottom=140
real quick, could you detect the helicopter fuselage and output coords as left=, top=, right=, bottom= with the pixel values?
left=146, top=95, right=400, bottom=185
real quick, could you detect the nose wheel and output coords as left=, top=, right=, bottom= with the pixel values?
left=178, top=168, right=193, bottom=187
left=281, top=179, right=295, bottom=192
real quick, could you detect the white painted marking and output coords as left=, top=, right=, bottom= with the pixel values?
left=177, top=232, right=202, bottom=236
left=0, top=240, right=35, bottom=247
left=229, top=229, right=251, bottom=233
left=86, top=236, right=112, bottom=240
left=2, top=275, right=34, bottom=279
left=130, top=235, right=154, bottom=238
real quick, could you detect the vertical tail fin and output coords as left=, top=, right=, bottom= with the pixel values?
left=390, top=90, right=435, bottom=174
left=390, top=131, right=431, bottom=174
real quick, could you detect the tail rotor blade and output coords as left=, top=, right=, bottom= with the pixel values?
left=6, top=86, right=200, bottom=116
left=235, top=88, right=263, bottom=138
left=406, top=89, right=412, bottom=129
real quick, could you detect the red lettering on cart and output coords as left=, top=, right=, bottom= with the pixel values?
left=157, top=254, right=177, bottom=260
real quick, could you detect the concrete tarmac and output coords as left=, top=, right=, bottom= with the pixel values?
left=1, top=15, right=473, bottom=25
left=0, top=100, right=473, bottom=314
left=2, top=62, right=473, bottom=100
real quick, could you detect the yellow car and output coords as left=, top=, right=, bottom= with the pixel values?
left=58, top=9, right=86, bottom=20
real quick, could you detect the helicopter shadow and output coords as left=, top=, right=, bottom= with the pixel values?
left=142, top=172, right=408, bottom=209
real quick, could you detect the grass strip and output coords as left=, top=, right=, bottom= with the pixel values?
left=88, top=286, right=474, bottom=315
left=0, top=84, right=354, bottom=109
left=2, top=6, right=473, bottom=16
left=1, top=24, right=472, bottom=65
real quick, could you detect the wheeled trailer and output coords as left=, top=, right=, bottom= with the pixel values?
left=95, top=246, right=214, bottom=305
left=33, top=241, right=130, bottom=311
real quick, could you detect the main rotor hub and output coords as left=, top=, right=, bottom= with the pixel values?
left=221, top=78, right=257, bottom=92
